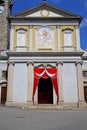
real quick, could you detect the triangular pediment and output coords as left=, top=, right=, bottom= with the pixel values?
left=11, top=3, right=82, bottom=21
left=25, top=10, right=63, bottom=18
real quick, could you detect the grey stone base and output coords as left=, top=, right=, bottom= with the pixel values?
left=78, top=101, right=87, bottom=108
left=5, top=101, right=87, bottom=109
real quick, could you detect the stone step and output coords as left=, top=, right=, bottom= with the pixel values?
left=28, top=104, right=72, bottom=110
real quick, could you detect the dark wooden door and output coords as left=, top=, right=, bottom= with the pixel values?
left=38, top=78, right=53, bottom=104
left=1, top=87, right=7, bottom=104
left=84, top=87, right=87, bottom=103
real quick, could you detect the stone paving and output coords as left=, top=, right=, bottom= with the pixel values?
left=0, top=105, right=87, bottom=130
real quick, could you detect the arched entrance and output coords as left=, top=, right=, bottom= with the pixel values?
left=1, top=87, right=7, bottom=104
left=38, top=77, right=53, bottom=104
left=32, top=67, right=58, bottom=104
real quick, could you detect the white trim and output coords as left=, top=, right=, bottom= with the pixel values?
left=76, top=26, right=81, bottom=51
left=29, top=26, right=32, bottom=51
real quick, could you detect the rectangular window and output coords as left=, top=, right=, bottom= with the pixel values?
left=83, top=71, right=87, bottom=77
left=2, top=71, right=7, bottom=79
left=17, top=30, right=26, bottom=47
left=64, top=30, right=72, bottom=47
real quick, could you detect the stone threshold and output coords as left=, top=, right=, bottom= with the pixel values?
left=27, top=104, right=72, bottom=110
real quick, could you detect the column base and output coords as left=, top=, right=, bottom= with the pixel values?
left=27, top=101, right=33, bottom=107
left=58, top=100, right=64, bottom=105
left=5, top=101, right=13, bottom=106
left=78, top=100, right=87, bottom=108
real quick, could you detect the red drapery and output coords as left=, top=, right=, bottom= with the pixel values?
left=32, top=68, right=59, bottom=102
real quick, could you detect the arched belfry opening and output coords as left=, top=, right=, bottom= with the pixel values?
left=38, top=77, right=53, bottom=104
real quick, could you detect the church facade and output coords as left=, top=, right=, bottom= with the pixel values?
left=0, top=0, right=87, bottom=108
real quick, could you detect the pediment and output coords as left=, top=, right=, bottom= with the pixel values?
left=11, top=3, right=82, bottom=21
left=25, top=10, right=63, bottom=18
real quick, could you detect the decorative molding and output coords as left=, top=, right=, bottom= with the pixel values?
left=56, top=61, right=63, bottom=65
left=76, top=25, right=79, bottom=29
left=57, top=26, right=60, bottom=29
left=27, top=62, right=34, bottom=66
left=34, top=63, right=56, bottom=68
left=6, top=52, right=84, bottom=57
left=13, top=26, right=30, bottom=51
left=60, top=25, right=77, bottom=51
left=32, top=25, right=58, bottom=51
left=8, top=61, right=15, bottom=66
left=75, top=61, right=83, bottom=65
left=11, top=25, right=14, bottom=29
left=40, top=9, right=49, bottom=17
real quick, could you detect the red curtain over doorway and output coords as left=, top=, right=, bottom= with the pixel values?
left=32, top=68, right=59, bottom=103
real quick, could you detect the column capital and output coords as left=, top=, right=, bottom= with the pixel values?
left=76, top=25, right=79, bottom=29
left=27, top=62, right=34, bottom=66
left=57, top=26, right=60, bottom=29
left=30, top=26, right=32, bottom=29
left=75, top=61, right=83, bottom=66
left=11, top=25, right=14, bottom=29
left=56, top=61, right=63, bottom=66
left=8, top=61, right=15, bottom=66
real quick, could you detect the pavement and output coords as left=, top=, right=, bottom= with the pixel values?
left=0, top=105, right=87, bottom=130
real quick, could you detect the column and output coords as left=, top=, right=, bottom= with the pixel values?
left=6, top=62, right=15, bottom=106
left=57, top=62, right=64, bottom=105
left=76, top=62, right=86, bottom=107
left=27, top=62, right=34, bottom=106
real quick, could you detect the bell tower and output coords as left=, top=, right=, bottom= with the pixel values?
left=0, top=0, right=12, bottom=51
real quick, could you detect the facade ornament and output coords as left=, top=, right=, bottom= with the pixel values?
left=56, top=61, right=63, bottom=66
left=27, top=62, right=34, bottom=66
left=8, top=61, right=15, bottom=66
left=75, top=61, right=83, bottom=66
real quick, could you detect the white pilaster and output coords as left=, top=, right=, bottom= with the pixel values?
left=57, top=26, right=61, bottom=51
left=34, top=88, right=38, bottom=104
left=6, top=62, right=15, bottom=105
left=29, top=26, right=32, bottom=51
left=76, top=26, right=81, bottom=51
left=27, top=62, right=34, bottom=106
left=76, top=62, right=86, bottom=107
left=53, top=87, right=57, bottom=105
left=57, top=62, right=64, bottom=105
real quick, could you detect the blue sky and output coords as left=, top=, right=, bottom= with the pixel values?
left=12, top=0, right=87, bottom=50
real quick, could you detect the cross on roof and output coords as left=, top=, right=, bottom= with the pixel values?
left=43, top=0, right=47, bottom=3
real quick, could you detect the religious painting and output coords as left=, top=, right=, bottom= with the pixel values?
left=34, top=26, right=56, bottom=50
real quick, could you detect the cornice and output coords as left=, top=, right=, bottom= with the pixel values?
left=0, top=55, right=8, bottom=60
left=6, top=52, right=84, bottom=57
left=82, top=56, right=87, bottom=60
left=7, top=17, right=81, bottom=21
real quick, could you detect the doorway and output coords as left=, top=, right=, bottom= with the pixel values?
left=38, top=77, right=53, bottom=104
left=1, top=87, right=7, bottom=104
left=84, top=87, right=87, bottom=103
